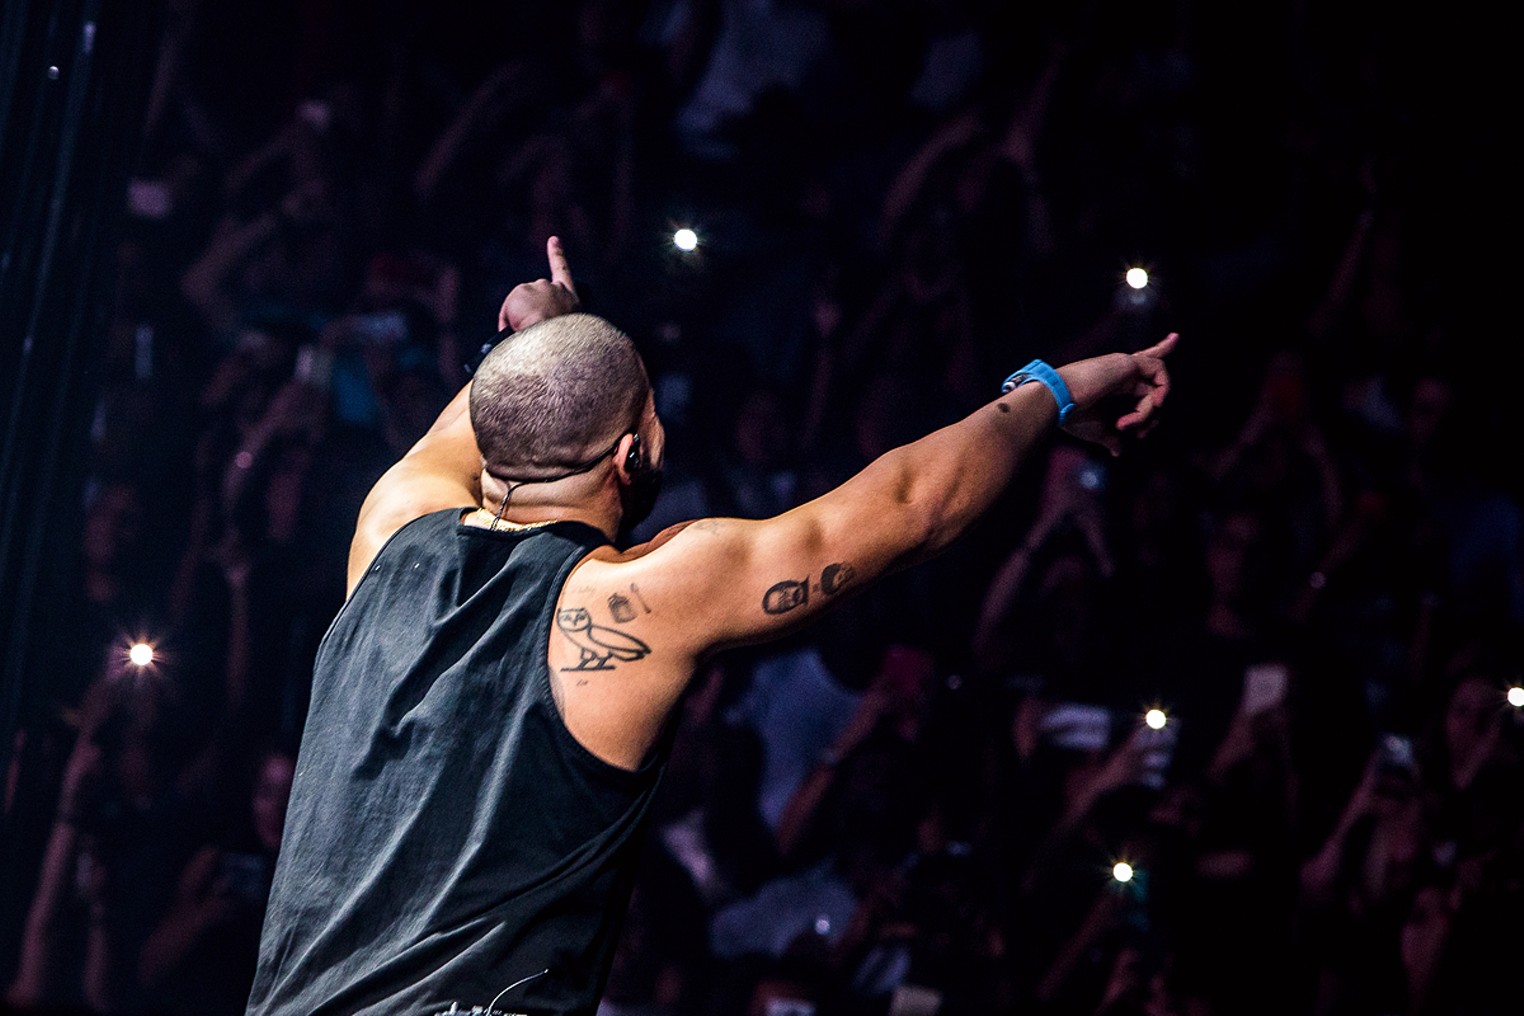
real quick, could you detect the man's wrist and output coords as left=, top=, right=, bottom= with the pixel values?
left=1001, top=359, right=1075, bottom=424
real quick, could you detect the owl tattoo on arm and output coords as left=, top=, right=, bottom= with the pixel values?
left=556, top=607, right=652, bottom=671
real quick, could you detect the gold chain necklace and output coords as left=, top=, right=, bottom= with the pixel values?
left=467, top=507, right=555, bottom=532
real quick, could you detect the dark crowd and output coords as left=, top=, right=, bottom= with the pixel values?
left=2, top=2, right=1519, bottom=1015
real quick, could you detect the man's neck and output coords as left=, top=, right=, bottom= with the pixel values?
left=468, top=499, right=618, bottom=542
left=476, top=467, right=624, bottom=542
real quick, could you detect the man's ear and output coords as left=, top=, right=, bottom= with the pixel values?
left=614, top=432, right=642, bottom=482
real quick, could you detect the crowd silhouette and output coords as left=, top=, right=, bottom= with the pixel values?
left=2, top=2, right=1517, bottom=1014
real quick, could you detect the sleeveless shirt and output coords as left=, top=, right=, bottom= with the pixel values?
left=246, top=510, right=665, bottom=1016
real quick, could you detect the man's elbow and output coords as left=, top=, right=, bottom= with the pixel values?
left=883, top=463, right=947, bottom=563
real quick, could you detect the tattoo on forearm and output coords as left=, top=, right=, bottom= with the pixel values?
left=761, top=562, right=855, bottom=615
left=557, top=607, right=651, bottom=671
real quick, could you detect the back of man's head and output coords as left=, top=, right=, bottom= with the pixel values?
left=470, top=313, right=649, bottom=480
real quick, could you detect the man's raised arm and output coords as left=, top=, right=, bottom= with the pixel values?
left=345, top=238, right=580, bottom=594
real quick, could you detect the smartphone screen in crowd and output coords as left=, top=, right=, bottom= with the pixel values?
left=765, top=1000, right=816, bottom=1016
left=349, top=310, right=409, bottom=345
left=1134, top=717, right=1180, bottom=789
left=1377, top=732, right=1416, bottom=775
left=294, top=344, right=334, bottom=388
left=1242, top=662, right=1289, bottom=716
left=1038, top=702, right=1113, bottom=751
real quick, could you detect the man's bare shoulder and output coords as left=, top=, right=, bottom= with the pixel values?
left=569, top=518, right=741, bottom=585
left=547, top=520, right=740, bottom=770
left=563, top=512, right=854, bottom=661
left=619, top=518, right=731, bottom=561
left=566, top=520, right=731, bottom=591
left=347, top=461, right=479, bottom=596
left=559, top=518, right=745, bottom=637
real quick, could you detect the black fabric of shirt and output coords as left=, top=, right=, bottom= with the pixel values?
left=247, top=510, right=666, bottom=1016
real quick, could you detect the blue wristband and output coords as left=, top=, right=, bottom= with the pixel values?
left=1001, top=359, right=1075, bottom=424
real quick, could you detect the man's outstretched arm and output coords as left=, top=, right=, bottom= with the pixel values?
left=625, top=336, right=1174, bottom=647
left=345, top=237, right=579, bottom=594
left=559, top=337, right=1177, bottom=766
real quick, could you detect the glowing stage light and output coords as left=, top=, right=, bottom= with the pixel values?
left=1144, top=708, right=1168, bottom=730
left=1112, top=861, right=1135, bottom=883
left=1508, top=686, right=1524, bottom=708
left=128, top=643, right=155, bottom=667
left=1125, top=267, right=1149, bottom=290
left=672, top=228, right=699, bottom=252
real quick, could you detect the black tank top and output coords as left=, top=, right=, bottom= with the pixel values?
left=247, top=510, right=665, bottom=1016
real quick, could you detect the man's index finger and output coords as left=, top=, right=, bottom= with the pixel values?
left=547, top=236, right=577, bottom=295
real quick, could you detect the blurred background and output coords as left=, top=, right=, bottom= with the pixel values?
left=0, top=1, right=1519, bottom=1014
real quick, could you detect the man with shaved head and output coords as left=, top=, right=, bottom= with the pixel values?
left=470, top=314, right=649, bottom=484
left=247, top=238, right=1178, bottom=1016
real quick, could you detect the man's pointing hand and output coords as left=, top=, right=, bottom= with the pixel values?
left=498, top=236, right=581, bottom=332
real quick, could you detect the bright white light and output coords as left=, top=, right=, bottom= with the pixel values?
left=1125, top=267, right=1149, bottom=290
left=1112, top=861, right=1134, bottom=883
left=672, top=228, right=699, bottom=252
left=128, top=643, right=155, bottom=667
left=1508, top=686, right=1524, bottom=708
left=1144, top=708, right=1168, bottom=730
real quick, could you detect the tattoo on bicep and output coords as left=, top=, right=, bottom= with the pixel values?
left=556, top=607, right=652, bottom=671
left=691, top=519, right=722, bottom=534
left=761, top=563, right=855, bottom=615
left=820, top=562, right=855, bottom=596
left=631, top=583, right=652, bottom=613
left=763, top=578, right=810, bottom=615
